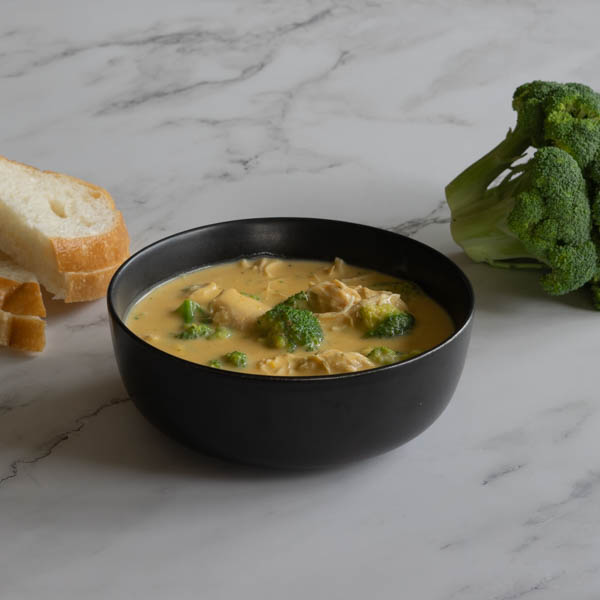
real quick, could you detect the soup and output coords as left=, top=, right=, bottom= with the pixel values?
left=125, top=257, right=454, bottom=375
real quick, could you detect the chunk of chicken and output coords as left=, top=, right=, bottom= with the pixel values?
left=210, top=288, right=269, bottom=332
left=326, top=257, right=351, bottom=278
left=358, top=290, right=408, bottom=314
left=315, top=349, right=375, bottom=373
left=257, top=349, right=374, bottom=376
left=188, top=282, right=222, bottom=304
left=308, top=279, right=362, bottom=313
left=240, top=257, right=285, bottom=278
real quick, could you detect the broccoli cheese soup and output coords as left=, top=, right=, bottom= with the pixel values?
left=125, top=257, right=454, bottom=376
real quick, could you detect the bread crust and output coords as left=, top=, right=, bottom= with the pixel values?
left=62, top=263, right=121, bottom=303
left=51, top=211, right=130, bottom=272
left=0, top=277, right=46, bottom=317
left=0, top=309, right=45, bottom=352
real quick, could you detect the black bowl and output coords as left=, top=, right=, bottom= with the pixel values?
left=108, top=218, right=473, bottom=469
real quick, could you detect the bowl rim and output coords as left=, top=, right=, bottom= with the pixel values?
left=107, top=217, right=474, bottom=383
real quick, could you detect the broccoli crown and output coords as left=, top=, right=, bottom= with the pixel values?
left=512, top=80, right=564, bottom=147
left=211, top=325, right=232, bottom=340
left=208, top=359, right=223, bottom=369
left=511, top=81, right=600, bottom=168
left=542, top=83, right=600, bottom=169
left=256, top=296, right=324, bottom=352
left=366, top=346, right=421, bottom=365
left=367, top=347, right=401, bottom=365
left=365, top=312, right=415, bottom=338
left=360, top=301, right=402, bottom=330
left=175, top=322, right=215, bottom=339
left=224, top=351, right=248, bottom=368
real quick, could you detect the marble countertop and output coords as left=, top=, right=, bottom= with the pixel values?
left=2, top=1, right=599, bottom=598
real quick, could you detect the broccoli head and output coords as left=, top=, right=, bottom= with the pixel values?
left=447, top=81, right=600, bottom=221
left=366, top=347, right=421, bottom=365
left=365, top=312, right=415, bottom=338
left=176, top=322, right=215, bottom=339
left=224, top=351, right=248, bottom=368
left=256, top=295, right=324, bottom=352
left=359, top=299, right=403, bottom=330
left=542, top=83, right=600, bottom=169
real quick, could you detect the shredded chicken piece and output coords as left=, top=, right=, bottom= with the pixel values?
left=358, top=290, right=408, bottom=314
left=308, top=279, right=362, bottom=313
left=325, top=257, right=350, bottom=278
left=340, top=274, right=381, bottom=287
left=210, top=288, right=269, bottom=332
left=257, top=349, right=375, bottom=376
left=188, top=282, right=222, bottom=304
left=308, top=280, right=406, bottom=331
left=264, top=280, right=287, bottom=301
left=315, top=349, right=375, bottom=373
left=240, top=257, right=285, bottom=278
left=317, top=310, right=356, bottom=331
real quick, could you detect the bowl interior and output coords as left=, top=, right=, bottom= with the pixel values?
left=110, top=218, right=473, bottom=338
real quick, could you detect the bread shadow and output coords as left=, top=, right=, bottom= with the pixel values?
left=41, top=288, right=96, bottom=318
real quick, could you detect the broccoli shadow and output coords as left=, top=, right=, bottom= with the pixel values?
left=451, top=251, right=594, bottom=314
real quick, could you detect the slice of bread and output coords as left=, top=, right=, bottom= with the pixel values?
left=0, top=251, right=46, bottom=317
left=0, top=156, right=129, bottom=302
left=0, top=309, right=45, bottom=352
left=0, top=252, right=46, bottom=352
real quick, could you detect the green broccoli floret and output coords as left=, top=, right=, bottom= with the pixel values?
left=366, top=347, right=401, bottom=365
left=366, top=347, right=421, bottom=365
left=224, top=351, right=248, bottom=368
left=542, top=83, right=600, bottom=169
left=210, top=325, right=232, bottom=340
left=175, top=323, right=215, bottom=339
left=208, top=359, right=223, bottom=369
left=365, top=312, right=415, bottom=338
left=360, top=301, right=402, bottom=330
left=256, top=294, right=324, bottom=352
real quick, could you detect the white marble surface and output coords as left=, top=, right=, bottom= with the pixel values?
left=2, top=1, right=600, bottom=598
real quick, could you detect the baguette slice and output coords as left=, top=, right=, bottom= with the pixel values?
left=0, top=251, right=46, bottom=317
left=0, top=309, right=45, bottom=352
left=0, top=156, right=129, bottom=302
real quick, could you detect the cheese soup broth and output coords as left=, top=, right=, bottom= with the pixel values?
left=125, top=258, right=454, bottom=375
